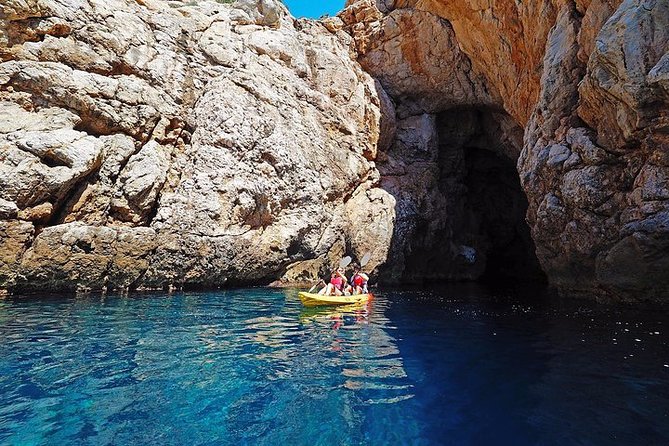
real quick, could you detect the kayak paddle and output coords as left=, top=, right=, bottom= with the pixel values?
left=308, top=256, right=353, bottom=292
left=308, top=280, right=324, bottom=293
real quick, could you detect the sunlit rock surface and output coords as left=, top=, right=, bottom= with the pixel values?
left=0, top=0, right=395, bottom=291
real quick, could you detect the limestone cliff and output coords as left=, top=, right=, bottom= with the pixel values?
left=0, top=0, right=395, bottom=292
left=1, top=0, right=667, bottom=302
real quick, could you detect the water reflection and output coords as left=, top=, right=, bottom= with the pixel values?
left=294, top=292, right=414, bottom=404
left=298, top=300, right=370, bottom=327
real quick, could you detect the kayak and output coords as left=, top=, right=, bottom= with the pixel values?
left=298, top=292, right=372, bottom=307
left=298, top=291, right=373, bottom=307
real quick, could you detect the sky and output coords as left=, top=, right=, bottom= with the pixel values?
left=283, top=0, right=346, bottom=18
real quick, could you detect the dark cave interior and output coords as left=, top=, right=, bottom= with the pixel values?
left=461, top=146, right=545, bottom=283
left=383, top=107, right=546, bottom=284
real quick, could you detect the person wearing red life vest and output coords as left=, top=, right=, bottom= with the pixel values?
left=350, top=269, right=369, bottom=295
left=318, top=267, right=348, bottom=296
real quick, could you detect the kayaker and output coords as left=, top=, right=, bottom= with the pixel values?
left=318, top=268, right=347, bottom=296
left=344, top=265, right=359, bottom=295
left=350, top=269, right=369, bottom=294
left=334, top=268, right=348, bottom=295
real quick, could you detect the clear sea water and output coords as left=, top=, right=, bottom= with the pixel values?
left=1, top=285, right=668, bottom=446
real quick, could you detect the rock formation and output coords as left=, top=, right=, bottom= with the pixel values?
left=0, top=0, right=395, bottom=292
left=1, top=0, right=667, bottom=302
left=341, top=0, right=668, bottom=302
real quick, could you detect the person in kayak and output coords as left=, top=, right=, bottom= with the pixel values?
left=350, top=269, right=369, bottom=294
left=318, top=268, right=347, bottom=296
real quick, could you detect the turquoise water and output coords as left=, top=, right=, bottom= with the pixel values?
left=1, top=286, right=668, bottom=445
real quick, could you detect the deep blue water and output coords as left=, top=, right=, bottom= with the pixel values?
left=1, top=285, right=668, bottom=445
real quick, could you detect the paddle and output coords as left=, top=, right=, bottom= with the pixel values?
left=351, top=252, right=372, bottom=294
left=360, top=252, right=372, bottom=268
left=308, top=256, right=352, bottom=293
left=340, top=256, right=353, bottom=269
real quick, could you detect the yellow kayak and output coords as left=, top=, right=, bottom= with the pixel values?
left=298, top=291, right=373, bottom=307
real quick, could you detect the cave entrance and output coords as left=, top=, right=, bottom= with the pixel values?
left=383, top=107, right=546, bottom=284
left=436, top=108, right=546, bottom=283
left=460, top=146, right=545, bottom=283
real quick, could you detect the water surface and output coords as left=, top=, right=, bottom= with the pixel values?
left=1, top=285, right=668, bottom=445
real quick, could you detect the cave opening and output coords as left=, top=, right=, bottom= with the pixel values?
left=382, top=107, right=546, bottom=284
left=460, top=146, right=545, bottom=283
left=436, top=108, right=546, bottom=283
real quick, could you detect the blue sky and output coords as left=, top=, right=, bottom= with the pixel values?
left=283, top=0, right=346, bottom=18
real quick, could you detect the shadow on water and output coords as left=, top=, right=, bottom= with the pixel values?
left=379, top=282, right=669, bottom=445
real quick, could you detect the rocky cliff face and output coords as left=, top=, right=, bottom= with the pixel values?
left=341, top=0, right=669, bottom=301
left=0, top=0, right=396, bottom=292
left=1, top=0, right=667, bottom=302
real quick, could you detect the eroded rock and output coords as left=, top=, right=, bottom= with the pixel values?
left=518, top=0, right=669, bottom=301
left=343, top=0, right=667, bottom=301
left=0, top=0, right=393, bottom=292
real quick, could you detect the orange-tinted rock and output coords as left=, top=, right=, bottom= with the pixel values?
left=342, top=2, right=498, bottom=117
left=344, top=0, right=669, bottom=301
left=398, top=0, right=560, bottom=126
